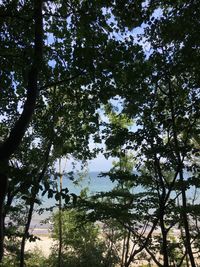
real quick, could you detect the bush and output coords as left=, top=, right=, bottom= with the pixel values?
left=49, top=208, right=118, bottom=267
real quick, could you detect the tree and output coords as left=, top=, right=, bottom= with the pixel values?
left=50, top=208, right=116, bottom=267
left=0, top=0, right=150, bottom=261
left=97, top=1, right=200, bottom=265
left=1, top=1, right=199, bottom=265
left=0, top=1, right=43, bottom=259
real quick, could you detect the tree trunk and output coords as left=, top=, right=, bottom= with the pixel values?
left=125, top=218, right=158, bottom=267
left=121, top=233, right=126, bottom=267
left=19, top=142, right=52, bottom=267
left=124, top=230, right=131, bottom=267
left=0, top=0, right=43, bottom=261
left=20, top=197, right=35, bottom=267
left=180, top=170, right=196, bottom=267
left=152, top=145, right=169, bottom=267
left=0, top=167, right=8, bottom=260
left=58, top=159, right=63, bottom=267
left=160, top=213, right=169, bottom=267
left=168, top=80, right=196, bottom=267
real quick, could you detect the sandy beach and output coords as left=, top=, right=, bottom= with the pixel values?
left=25, top=234, right=55, bottom=257
left=24, top=226, right=200, bottom=266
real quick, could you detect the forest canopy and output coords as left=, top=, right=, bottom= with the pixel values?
left=0, top=0, right=200, bottom=266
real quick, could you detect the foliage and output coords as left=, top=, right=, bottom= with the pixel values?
left=0, top=0, right=200, bottom=266
left=50, top=208, right=118, bottom=267
left=0, top=248, right=47, bottom=267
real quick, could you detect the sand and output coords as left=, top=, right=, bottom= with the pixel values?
left=25, top=235, right=55, bottom=257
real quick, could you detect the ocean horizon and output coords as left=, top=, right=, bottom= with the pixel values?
left=30, top=171, right=199, bottom=232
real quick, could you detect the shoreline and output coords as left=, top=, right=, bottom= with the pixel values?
left=24, top=226, right=200, bottom=266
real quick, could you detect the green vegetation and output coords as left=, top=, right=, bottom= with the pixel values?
left=48, top=209, right=118, bottom=267
left=0, top=0, right=200, bottom=266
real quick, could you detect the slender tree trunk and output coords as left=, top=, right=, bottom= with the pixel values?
left=1, top=167, right=22, bottom=261
left=58, top=159, right=63, bottom=267
left=20, top=197, right=35, bottom=267
left=0, top=166, right=8, bottom=260
left=108, top=229, right=114, bottom=267
left=168, top=80, right=196, bottom=267
left=19, top=142, right=52, bottom=267
left=152, top=146, right=169, bottom=267
left=121, top=234, right=126, bottom=267
left=124, top=230, right=131, bottom=267
left=180, top=169, right=196, bottom=267
left=125, top=218, right=159, bottom=266
left=1, top=185, right=15, bottom=259
left=145, top=246, right=163, bottom=267
left=19, top=87, right=55, bottom=267
left=176, top=196, right=189, bottom=267
left=160, top=212, right=169, bottom=267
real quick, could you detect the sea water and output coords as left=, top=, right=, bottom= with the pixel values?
left=31, top=172, right=116, bottom=229
left=43, top=171, right=116, bottom=206
left=30, top=171, right=200, bottom=231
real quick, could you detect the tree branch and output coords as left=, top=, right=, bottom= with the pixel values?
left=0, top=0, right=43, bottom=160
left=40, top=71, right=86, bottom=90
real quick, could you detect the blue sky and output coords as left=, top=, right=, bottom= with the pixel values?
left=88, top=156, right=114, bottom=172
